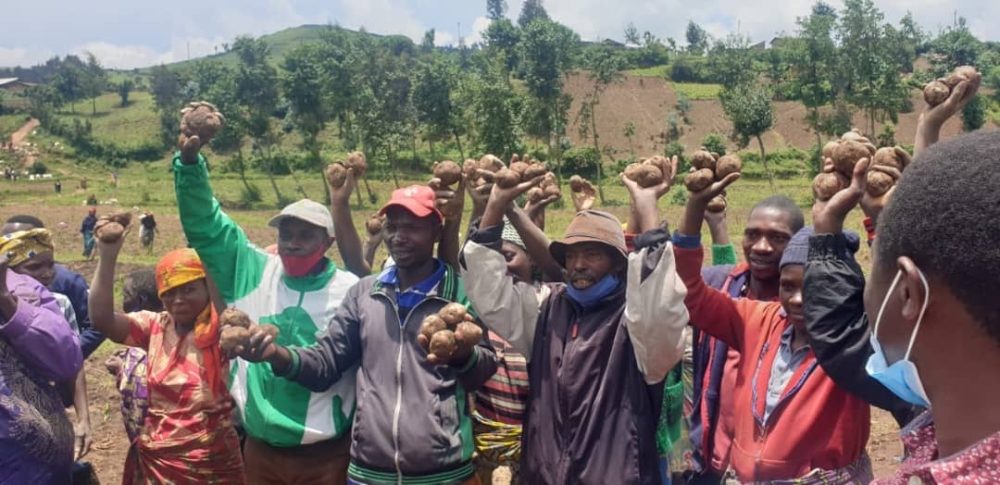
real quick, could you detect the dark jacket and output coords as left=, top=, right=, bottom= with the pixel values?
left=49, top=264, right=104, bottom=358
left=803, top=233, right=920, bottom=427
left=461, top=226, right=689, bottom=485
left=283, top=263, right=498, bottom=485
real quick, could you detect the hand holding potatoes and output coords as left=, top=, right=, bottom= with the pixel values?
left=682, top=149, right=741, bottom=211
left=417, top=303, right=483, bottom=365
left=95, top=211, right=132, bottom=245
left=219, top=307, right=281, bottom=360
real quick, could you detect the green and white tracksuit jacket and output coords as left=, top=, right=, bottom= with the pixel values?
left=173, top=153, right=360, bottom=447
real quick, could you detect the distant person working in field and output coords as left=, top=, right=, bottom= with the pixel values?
left=138, top=211, right=158, bottom=251
left=80, top=208, right=98, bottom=260
left=173, top=102, right=361, bottom=484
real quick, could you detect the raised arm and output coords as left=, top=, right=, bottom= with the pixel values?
left=809, top=159, right=918, bottom=425
left=0, top=260, right=82, bottom=383
left=705, top=207, right=738, bottom=265
left=328, top=166, right=371, bottom=277
left=915, top=73, right=981, bottom=156
left=88, top=232, right=135, bottom=344
left=506, top=206, right=564, bottom=283
left=620, top=164, right=688, bottom=384
left=434, top=176, right=465, bottom=269
left=175, top=137, right=268, bottom=303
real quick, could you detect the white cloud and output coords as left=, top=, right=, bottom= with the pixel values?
left=0, top=47, right=53, bottom=68
left=340, top=0, right=428, bottom=41
left=463, top=16, right=492, bottom=46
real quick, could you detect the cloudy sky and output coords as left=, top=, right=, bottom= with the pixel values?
left=2, top=0, right=997, bottom=70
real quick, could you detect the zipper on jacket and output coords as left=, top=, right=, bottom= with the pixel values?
left=557, top=312, right=581, bottom=482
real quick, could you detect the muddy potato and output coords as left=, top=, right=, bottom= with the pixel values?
left=569, top=175, right=586, bottom=192
left=632, top=165, right=664, bottom=188
left=220, top=308, right=253, bottom=329
left=706, top=194, right=727, bottom=213
left=543, top=183, right=562, bottom=199
left=433, top=160, right=463, bottom=187
left=509, top=161, right=530, bottom=176
left=326, top=162, right=348, bottom=188
left=345, top=152, right=368, bottom=177
left=220, top=326, right=251, bottom=353
left=623, top=163, right=643, bottom=182
left=107, top=211, right=133, bottom=227
left=872, top=147, right=904, bottom=170
left=866, top=170, right=896, bottom=198
left=455, top=321, right=483, bottom=350
left=953, top=65, right=978, bottom=80
left=715, top=155, right=742, bottom=179
left=420, top=315, right=448, bottom=341
left=841, top=130, right=867, bottom=143
left=684, top=168, right=715, bottom=192
left=95, top=221, right=125, bottom=243
left=429, top=330, right=458, bottom=361
left=812, top=172, right=849, bottom=201
left=924, top=81, right=950, bottom=106
left=463, top=159, right=479, bottom=179
left=258, top=324, right=280, bottom=340
left=527, top=187, right=545, bottom=204
left=495, top=167, right=522, bottom=189
left=822, top=141, right=839, bottom=160
left=439, top=303, right=468, bottom=327
left=522, top=163, right=549, bottom=181
left=365, top=216, right=384, bottom=236
left=180, top=101, right=225, bottom=142
left=478, top=155, right=505, bottom=173
left=832, top=140, right=870, bottom=175
left=691, top=148, right=717, bottom=171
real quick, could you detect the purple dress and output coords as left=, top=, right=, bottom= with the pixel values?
left=0, top=269, right=83, bottom=485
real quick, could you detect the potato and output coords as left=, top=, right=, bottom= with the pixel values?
left=866, top=170, right=896, bottom=198
left=706, top=194, right=727, bottom=213
left=522, top=163, right=549, bottom=181
left=923, top=80, right=950, bottom=107
left=346, top=152, right=368, bottom=177
left=454, top=321, right=483, bottom=351
left=527, top=187, right=545, bottom=204
left=180, top=101, right=225, bottom=143
left=691, top=148, right=717, bottom=171
left=95, top=221, right=125, bottom=243
left=623, top=163, right=643, bottom=182
left=509, top=161, right=529, bottom=176
left=543, top=184, right=562, bottom=199
left=420, top=315, right=448, bottom=341
left=433, top=160, right=463, bottom=187
left=463, top=159, right=479, bottom=179
left=439, top=303, right=468, bottom=327
left=812, top=172, right=849, bottom=201
left=953, top=65, right=978, bottom=80
left=429, top=330, right=458, bottom=361
left=478, top=155, right=505, bottom=173
left=107, top=211, right=133, bottom=227
left=822, top=141, right=839, bottom=160
left=631, top=164, right=663, bottom=188
left=872, top=147, right=904, bottom=170
left=495, top=167, right=521, bottom=189
left=684, top=168, right=715, bottom=192
left=365, top=215, right=384, bottom=236
left=841, top=130, right=867, bottom=144
left=258, top=324, right=280, bottom=340
left=325, top=162, right=348, bottom=188
left=715, top=155, right=742, bottom=179
left=220, top=308, right=253, bottom=329
left=569, top=175, right=586, bottom=192
left=831, top=140, right=870, bottom=175
left=220, top=326, right=251, bottom=353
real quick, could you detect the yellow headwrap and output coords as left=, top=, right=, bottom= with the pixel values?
left=0, top=229, right=54, bottom=266
left=155, top=248, right=208, bottom=297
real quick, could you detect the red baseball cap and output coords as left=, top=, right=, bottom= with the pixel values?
left=379, top=185, right=443, bottom=222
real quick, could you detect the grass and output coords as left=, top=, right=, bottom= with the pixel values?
left=0, top=113, right=30, bottom=138
left=59, top=91, right=159, bottom=147
left=671, top=82, right=723, bottom=101
left=629, top=65, right=670, bottom=78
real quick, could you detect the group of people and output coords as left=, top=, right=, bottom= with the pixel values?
left=1, top=73, right=997, bottom=485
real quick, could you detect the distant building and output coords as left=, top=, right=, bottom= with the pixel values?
left=0, top=78, right=34, bottom=96
left=769, top=37, right=791, bottom=49
left=0, top=78, right=34, bottom=110
left=751, top=41, right=767, bottom=51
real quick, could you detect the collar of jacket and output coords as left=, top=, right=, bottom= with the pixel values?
left=371, top=260, right=462, bottom=303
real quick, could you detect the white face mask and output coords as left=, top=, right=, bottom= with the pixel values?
left=864, top=269, right=931, bottom=408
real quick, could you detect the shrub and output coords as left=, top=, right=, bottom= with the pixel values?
left=664, top=141, right=688, bottom=172
left=701, top=134, right=727, bottom=156
left=29, top=161, right=48, bottom=175
left=562, top=146, right=601, bottom=179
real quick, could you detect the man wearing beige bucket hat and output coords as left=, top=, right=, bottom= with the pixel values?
left=460, top=169, right=689, bottom=485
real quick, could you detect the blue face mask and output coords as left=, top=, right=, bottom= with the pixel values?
left=566, top=274, right=621, bottom=308
left=865, top=270, right=931, bottom=408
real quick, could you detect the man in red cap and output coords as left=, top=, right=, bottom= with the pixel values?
left=460, top=170, right=689, bottom=485
left=239, top=185, right=498, bottom=485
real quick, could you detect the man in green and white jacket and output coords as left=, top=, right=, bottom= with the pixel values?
left=174, top=136, right=359, bottom=484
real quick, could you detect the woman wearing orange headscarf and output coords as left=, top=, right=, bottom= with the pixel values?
left=88, top=229, right=244, bottom=484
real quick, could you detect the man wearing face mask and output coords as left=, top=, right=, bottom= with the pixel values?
left=810, top=132, right=1000, bottom=483
left=460, top=166, right=689, bottom=485
left=174, top=133, right=360, bottom=484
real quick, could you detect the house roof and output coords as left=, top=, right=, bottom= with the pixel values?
left=0, top=78, right=33, bottom=88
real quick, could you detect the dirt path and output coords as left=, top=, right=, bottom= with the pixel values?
left=10, top=118, right=40, bottom=167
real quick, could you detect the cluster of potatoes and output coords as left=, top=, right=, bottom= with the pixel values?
left=418, top=303, right=483, bottom=364
left=923, top=66, right=978, bottom=107
left=180, top=101, right=226, bottom=144
left=813, top=130, right=912, bottom=201
left=683, top=149, right=743, bottom=212
left=325, top=152, right=370, bottom=189
left=219, top=308, right=280, bottom=354
left=93, top=211, right=133, bottom=243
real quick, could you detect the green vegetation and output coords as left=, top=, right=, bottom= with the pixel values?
left=670, top=82, right=722, bottom=100
left=61, top=92, right=158, bottom=145
left=629, top=65, right=670, bottom=78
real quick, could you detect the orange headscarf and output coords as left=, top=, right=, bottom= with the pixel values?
left=154, top=248, right=225, bottom=394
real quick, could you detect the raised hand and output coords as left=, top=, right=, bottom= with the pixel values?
left=570, top=178, right=597, bottom=212
left=429, top=175, right=466, bottom=222
left=813, top=158, right=871, bottom=235
left=327, top=165, right=358, bottom=206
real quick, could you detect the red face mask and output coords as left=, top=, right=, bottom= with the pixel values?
left=280, top=246, right=327, bottom=277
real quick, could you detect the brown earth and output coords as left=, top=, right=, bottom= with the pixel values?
left=10, top=118, right=40, bottom=167
left=562, top=73, right=982, bottom=158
